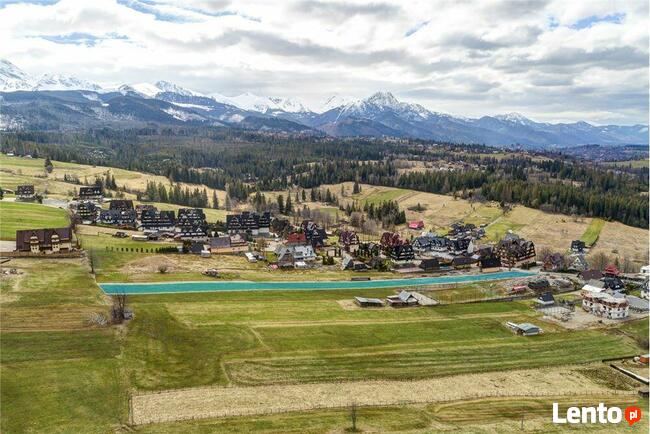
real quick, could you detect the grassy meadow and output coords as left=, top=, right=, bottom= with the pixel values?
left=1, top=256, right=648, bottom=432
left=0, top=201, right=70, bottom=240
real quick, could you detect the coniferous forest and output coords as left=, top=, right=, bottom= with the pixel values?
left=1, top=127, right=647, bottom=228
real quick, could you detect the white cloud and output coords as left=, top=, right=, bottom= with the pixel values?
left=0, top=0, right=647, bottom=124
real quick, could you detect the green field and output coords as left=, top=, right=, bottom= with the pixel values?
left=1, top=256, right=648, bottom=432
left=0, top=201, right=70, bottom=240
left=580, top=218, right=606, bottom=246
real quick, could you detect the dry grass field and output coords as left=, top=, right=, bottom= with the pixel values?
left=131, top=365, right=631, bottom=425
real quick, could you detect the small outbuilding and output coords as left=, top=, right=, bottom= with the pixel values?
left=507, top=321, right=541, bottom=336
left=386, top=290, right=419, bottom=307
left=354, top=297, right=384, bottom=308
left=535, top=291, right=555, bottom=306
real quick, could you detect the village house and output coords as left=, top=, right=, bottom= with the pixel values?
left=99, top=209, right=136, bottom=228
left=451, top=256, right=476, bottom=269
left=301, top=220, right=328, bottom=248
left=78, top=186, right=103, bottom=202
left=569, top=255, right=589, bottom=272
left=579, top=269, right=603, bottom=281
left=16, top=185, right=36, bottom=201
left=15, top=227, right=73, bottom=254
left=495, top=233, right=536, bottom=268
left=341, top=255, right=370, bottom=271
left=76, top=201, right=99, bottom=224
left=357, top=241, right=380, bottom=258
left=604, top=264, right=621, bottom=277
left=408, top=220, right=424, bottom=230
left=419, top=258, right=440, bottom=272
left=339, top=230, right=360, bottom=253
left=109, top=200, right=134, bottom=211
left=582, top=290, right=629, bottom=319
left=274, top=244, right=316, bottom=266
left=535, top=292, right=555, bottom=306
left=571, top=240, right=586, bottom=253
left=542, top=252, right=565, bottom=272
left=479, top=256, right=502, bottom=273
left=390, top=243, right=415, bottom=262
left=226, top=211, right=271, bottom=236
left=175, top=208, right=209, bottom=241
left=138, top=209, right=176, bottom=232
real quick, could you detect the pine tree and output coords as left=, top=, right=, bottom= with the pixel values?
left=212, top=191, right=219, bottom=209
left=277, top=195, right=285, bottom=214
left=285, top=195, right=293, bottom=215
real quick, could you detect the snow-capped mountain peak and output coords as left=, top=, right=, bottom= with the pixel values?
left=494, top=112, right=536, bottom=125
left=211, top=92, right=311, bottom=113
left=0, top=59, right=31, bottom=91
left=365, top=91, right=400, bottom=108
left=33, top=73, right=102, bottom=92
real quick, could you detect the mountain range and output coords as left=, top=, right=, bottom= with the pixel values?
left=1, top=59, right=647, bottom=147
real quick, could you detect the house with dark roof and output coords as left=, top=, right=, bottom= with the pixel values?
left=535, top=292, right=555, bottom=306
left=571, top=240, right=586, bottom=253
left=479, top=257, right=502, bottom=273
left=16, top=185, right=36, bottom=201
left=76, top=201, right=99, bottom=223
left=579, top=269, right=603, bottom=281
left=226, top=211, right=271, bottom=235
left=339, top=230, right=360, bottom=253
left=543, top=253, right=565, bottom=272
left=419, top=258, right=440, bottom=272
left=15, top=227, right=73, bottom=254
left=109, top=200, right=134, bottom=211
left=99, top=209, right=136, bottom=228
left=495, top=233, right=536, bottom=268
left=451, top=256, right=476, bottom=269
left=341, top=255, right=370, bottom=271
left=389, top=243, right=415, bottom=262
left=78, top=186, right=103, bottom=201
left=138, top=209, right=176, bottom=231
left=301, top=220, right=328, bottom=248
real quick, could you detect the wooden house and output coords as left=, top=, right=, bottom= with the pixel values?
left=15, top=227, right=73, bottom=254
left=138, top=209, right=176, bottom=231
left=226, top=211, right=271, bottom=236
left=495, top=233, right=536, bottom=268
left=339, top=230, right=360, bottom=253
left=301, top=220, right=327, bottom=248
left=78, top=186, right=103, bottom=201
left=76, top=201, right=99, bottom=223
left=479, top=256, right=501, bottom=273
left=451, top=256, right=476, bottom=269
left=16, top=185, right=36, bottom=201
left=571, top=240, right=586, bottom=253
left=419, top=258, right=440, bottom=272
left=542, top=252, right=565, bottom=272
left=99, top=209, right=136, bottom=228
left=109, top=200, right=134, bottom=211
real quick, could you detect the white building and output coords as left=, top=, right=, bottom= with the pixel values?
left=581, top=290, right=629, bottom=319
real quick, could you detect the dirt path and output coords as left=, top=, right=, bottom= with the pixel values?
left=131, top=365, right=628, bottom=425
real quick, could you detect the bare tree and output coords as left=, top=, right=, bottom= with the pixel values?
left=111, top=293, right=128, bottom=324
left=589, top=252, right=611, bottom=271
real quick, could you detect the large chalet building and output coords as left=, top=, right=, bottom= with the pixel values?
left=16, top=185, right=36, bottom=201
left=495, top=233, right=536, bottom=268
left=15, top=227, right=73, bottom=254
left=226, top=211, right=271, bottom=236
left=78, top=186, right=103, bottom=202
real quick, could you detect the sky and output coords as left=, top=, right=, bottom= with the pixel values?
left=0, top=0, right=648, bottom=124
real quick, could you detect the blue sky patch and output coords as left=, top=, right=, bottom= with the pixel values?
left=570, top=13, right=625, bottom=29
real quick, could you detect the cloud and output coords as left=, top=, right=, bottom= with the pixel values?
left=0, top=0, right=646, bottom=124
